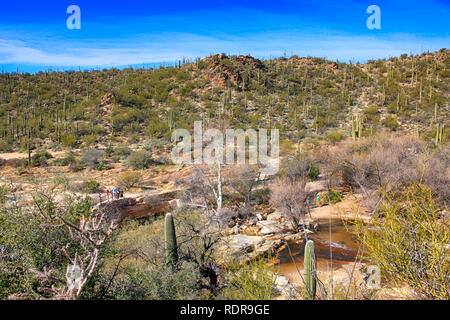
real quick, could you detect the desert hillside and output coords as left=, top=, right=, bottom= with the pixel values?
left=0, top=49, right=448, bottom=154
left=0, top=49, right=448, bottom=301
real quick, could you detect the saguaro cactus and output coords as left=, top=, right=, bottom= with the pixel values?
left=27, top=142, right=31, bottom=166
left=435, top=123, right=445, bottom=145
left=351, top=114, right=362, bottom=140
left=304, top=240, right=317, bottom=299
left=165, top=212, right=178, bottom=267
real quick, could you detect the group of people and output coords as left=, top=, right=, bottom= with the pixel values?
left=106, top=187, right=123, bottom=200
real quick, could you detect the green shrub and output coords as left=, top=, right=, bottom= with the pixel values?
left=128, top=133, right=139, bottom=144
left=113, top=145, right=131, bottom=159
left=94, top=160, right=108, bottom=171
left=352, top=184, right=449, bottom=299
left=253, top=187, right=270, bottom=205
left=52, top=175, right=71, bottom=189
left=84, top=180, right=101, bottom=193
left=69, top=160, right=85, bottom=172
left=105, top=146, right=114, bottom=157
left=222, top=258, right=277, bottom=300
left=116, top=171, right=142, bottom=190
left=0, top=192, right=92, bottom=298
left=61, top=133, right=77, bottom=148
left=102, top=262, right=201, bottom=300
left=0, top=140, right=12, bottom=152
left=53, top=155, right=76, bottom=166
left=324, top=189, right=342, bottom=204
left=0, top=184, right=9, bottom=204
left=382, top=116, right=399, bottom=131
left=82, top=134, right=96, bottom=147
left=308, top=165, right=320, bottom=180
left=325, top=131, right=344, bottom=145
left=127, top=151, right=154, bottom=169
left=31, top=151, right=53, bottom=167
left=143, top=139, right=166, bottom=152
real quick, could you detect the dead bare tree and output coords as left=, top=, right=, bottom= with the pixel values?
left=227, top=164, right=260, bottom=205
left=180, top=160, right=224, bottom=216
left=270, top=176, right=308, bottom=233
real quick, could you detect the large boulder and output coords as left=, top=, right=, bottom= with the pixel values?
left=257, top=219, right=289, bottom=235
left=305, top=180, right=327, bottom=194
left=227, top=235, right=264, bottom=254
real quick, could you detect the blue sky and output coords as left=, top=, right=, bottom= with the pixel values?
left=0, top=0, right=449, bottom=73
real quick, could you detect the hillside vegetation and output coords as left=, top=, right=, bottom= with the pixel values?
left=0, top=49, right=448, bottom=301
left=0, top=49, right=448, bottom=154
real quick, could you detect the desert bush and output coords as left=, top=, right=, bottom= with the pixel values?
left=327, top=133, right=449, bottom=208
left=101, top=262, right=201, bottom=300
left=0, top=184, right=9, bottom=204
left=382, top=116, right=399, bottom=131
left=227, top=165, right=260, bottom=204
left=69, top=160, right=85, bottom=172
left=81, top=149, right=105, bottom=169
left=222, top=258, right=277, bottom=300
left=51, top=175, right=71, bottom=190
left=84, top=180, right=101, bottom=193
left=126, top=151, right=154, bottom=169
left=143, top=138, right=166, bottom=152
left=324, top=189, right=342, bottom=204
left=116, top=171, right=142, bottom=190
left=325, top=131, right=344, bottom=145
left=61, top=133, right=77, bottom=148
left=363, top=106, right=380, bottom=123
left=352, top=183, right=449, bottom=299
left=94, top=160, right=108, bottom=171
left=282, top=153, right=320, bottom=181
left=127, top=133, right=139, bottom=144
left=308, top=165, right=320, bottom=180
left=31, top=151, right=53, bottom=167
left=0, top=140, right=12, bottom=152
left=53, top=154, right=76, bottom=166
left=82, top=134, right=96, bottom=147
left=0, top=191, right=92, bottom=299
left=253, top=186, right=270, bottom=205
left=113, top=145, right=131, bottom=159
left=270, top=177, right=308, bottom=232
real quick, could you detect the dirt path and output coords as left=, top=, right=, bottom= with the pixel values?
left=0, top=150, right=69, bottom=160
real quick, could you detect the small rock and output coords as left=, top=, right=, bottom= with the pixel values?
left=266, top=211, right=283, bottom=221
left=242, top=226, right=259, bottom=236
left=248, top=215, right=258, bottom=225
left=230, top=226, right=239, bottom=235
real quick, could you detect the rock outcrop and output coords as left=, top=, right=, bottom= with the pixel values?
left=93, top=190, right=179, bottom=223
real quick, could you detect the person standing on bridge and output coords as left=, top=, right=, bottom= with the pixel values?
left=113, top=187, right=119, bottom=200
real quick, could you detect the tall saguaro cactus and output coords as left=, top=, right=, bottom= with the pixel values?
left=304, top=240, right=317, bottom=299
left=435, top=123, right=445, bottom=145
left=165, top=213, right=178, bottom=267
left=351, top=114, right=362, bottom=140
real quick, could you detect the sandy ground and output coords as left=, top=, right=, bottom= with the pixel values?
left=308, top=195, right=372, bottom=223
left=0, top=150, right=68, bottom=160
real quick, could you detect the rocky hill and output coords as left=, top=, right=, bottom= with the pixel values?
left=0, top=49, right=448, bottom=153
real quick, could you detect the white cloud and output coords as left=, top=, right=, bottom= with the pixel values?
left=0, top=31, right=448, bottom=69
